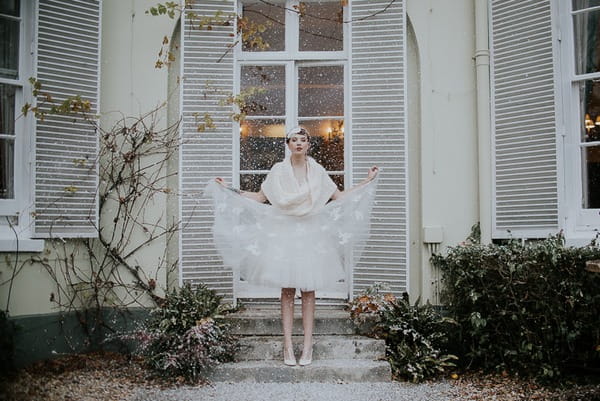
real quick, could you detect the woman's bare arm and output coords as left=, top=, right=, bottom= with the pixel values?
left=330, top=166, right=378, bottom=201
left=215, top=177, right=267, bottom=203
left=242, top=189, right=267, bottom=203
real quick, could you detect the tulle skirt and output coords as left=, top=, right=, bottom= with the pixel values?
left=205, top=180, right=377, bottom=291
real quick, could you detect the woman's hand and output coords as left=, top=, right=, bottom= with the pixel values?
left=215, top=177, right=226, bottom=186
left=367, top=166, right=379, bottom=181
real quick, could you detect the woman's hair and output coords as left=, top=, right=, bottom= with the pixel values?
left=285, top=126, right=310, bottom=143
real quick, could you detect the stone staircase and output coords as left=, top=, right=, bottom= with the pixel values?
left=209, top=305, right=391, bottom=382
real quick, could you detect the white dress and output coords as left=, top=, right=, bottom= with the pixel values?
left=205, top=157, right=377, bottom=291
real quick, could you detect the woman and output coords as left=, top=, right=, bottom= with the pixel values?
left=210, top=126, right=378, bottom=366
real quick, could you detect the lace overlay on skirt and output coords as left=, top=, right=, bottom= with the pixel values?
left=204, top=178, right=377, bottom=291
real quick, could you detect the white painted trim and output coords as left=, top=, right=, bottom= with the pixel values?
left=489, top=0, right=500, bottom=238
left=0, top=0, right=37, bottom=241
left=401, top=0, right=409, bottom=297
left=0, top=238, right=44, bottom=253
left=233, top=0, right=349, bottom=300
left=474, top=0, right=492, bottom=244
left=177, top=1, right=185, bottom=289
left=93, top=0, right=102, bottom=234
left=556, top=0, right=600, bottom=238
left=345, top=0, right=353, bottom=299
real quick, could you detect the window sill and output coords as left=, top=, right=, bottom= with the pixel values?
left=0, top=238, right=45, bottom=253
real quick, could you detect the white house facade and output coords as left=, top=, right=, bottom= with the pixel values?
left=0, top=0, right=598, bottom=358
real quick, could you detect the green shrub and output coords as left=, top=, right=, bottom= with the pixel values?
left=349, top=283, right=457, bottom=382
left=123, top=283, right=238, bottom=382
left=432, top=232, right=600, bottom=380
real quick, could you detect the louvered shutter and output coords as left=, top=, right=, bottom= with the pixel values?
left=351, top=0, right=408, bottom=296
left=180, top=0, right=235, bottom=298
left=33, top=0, right=101, bottom=237
left=490, top=0, right=559, bottom=238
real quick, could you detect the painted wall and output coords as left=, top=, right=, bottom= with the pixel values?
left=406, top=0, right=479, bottom=302
left=0, top=0, right=179, bottom=317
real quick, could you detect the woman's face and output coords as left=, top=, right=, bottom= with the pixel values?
left=287, top=133, right=310, bottom=156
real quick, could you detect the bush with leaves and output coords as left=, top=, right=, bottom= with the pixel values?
left=349, top=283, right=457, bottom=382
left=122, top=283, right=238, bottom=382
left=432, top=231, right=600, bottom=380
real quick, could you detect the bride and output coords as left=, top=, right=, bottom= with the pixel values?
left=209, top=126, right=378, bottom=366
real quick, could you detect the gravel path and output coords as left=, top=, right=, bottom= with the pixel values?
left=131, top=382, right=454, bottom=401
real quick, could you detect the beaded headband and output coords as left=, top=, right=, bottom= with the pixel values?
left=286, top=126, right=310, bottom=140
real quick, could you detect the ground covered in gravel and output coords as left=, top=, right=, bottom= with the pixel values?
left=1, top=352, right=599, bottom=401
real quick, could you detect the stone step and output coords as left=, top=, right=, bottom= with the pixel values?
left=208, top=359, right=392, bottom=383
left=224, top=307, right=355, bottom=336
left=236, top=335, right=386, bottom=361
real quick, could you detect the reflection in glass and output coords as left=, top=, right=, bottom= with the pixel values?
left=240, top=173, right=267, bottom=192
left=241, top=65, right=286, bottom=116
left=0, top=138, right=14, bottom=199
left=0, top=16, right=19, bottom=79
left=242, top=1, right=285, bottom=52
left=329, top=174, right=344, bottom=191
left=299, top=0, right=343, bottom=51
left=578, top=80, right=600, bottom=142
left=0, top=0, right=19, bottom=17
left=582, top=146, right=600, bottom=208
left=298, top=65, right=344, bottom=117
left=573, top=9, right=600, bottom=74
left=573, top=0, right=600, bottom=11
left=0, top=84, right=15, bottom=135
left=300, top=119, right=344, bottom=171
left=240, top=119, right=285, bottom=171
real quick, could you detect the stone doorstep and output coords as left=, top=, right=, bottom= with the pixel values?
left=236, top=335, right=386, bottom=362
left=208, top=359, right=392, bottom=383
left=224, top=307, right=356, bottom=336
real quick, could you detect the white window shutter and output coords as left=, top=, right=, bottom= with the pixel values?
left=351, top=0, right=408, bottom=296
left=490, top=0, right=559, bottom=238
left=33, top=0, right=101, bottom=237
left=180, top=0, right=235, bottom=298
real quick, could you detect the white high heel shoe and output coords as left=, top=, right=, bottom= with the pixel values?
left=298, top=347, right=313, bottom=366
left=283, top=347, right=297, bottom=366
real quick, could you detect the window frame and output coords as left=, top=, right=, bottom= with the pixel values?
left=0, top=0, right=36, bottom=243
left=234, top=0, right=349, bottom=190
left=557, top=0, right=600, bottom=235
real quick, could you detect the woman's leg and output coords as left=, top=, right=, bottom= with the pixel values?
left=281, top=287, right=296, bottom=365
left=299, top=290, right=315, bottom=365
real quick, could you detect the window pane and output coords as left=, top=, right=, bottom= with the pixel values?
left=300, top=119, right=344, bottom=171
left=0, top=138, right=14, bottom=199
left=330, top=174, right=344, bottom=191
left=299, top=0, right=343, bottom=51
left=242, top=1, right=285, bottom=52
left=298, top=65, right=343, bottom=117
left=573, top=0, right=600, bottom=11
left=240, top=173, right=267, bottom=192
left=241, top=65, right=285, bottom=116
left=240, top=119, right=285, bottom=170
left=582, top=146, right=600, bottom=208
left=578, top=79, right=600, bottom=142
left=0, top=84, right=16, bottom=135
left=0, top=16, right=19, bottom=79
left=573, top=9, right=600, bottom=75
left=0, top=0, right=19, bottom=17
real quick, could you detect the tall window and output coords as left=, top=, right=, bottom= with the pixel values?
left=237, top=0, right=346, bottom=191
left=571, top=1, right=600, bottom=212
left=0, top=0, right=21, bottom=208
